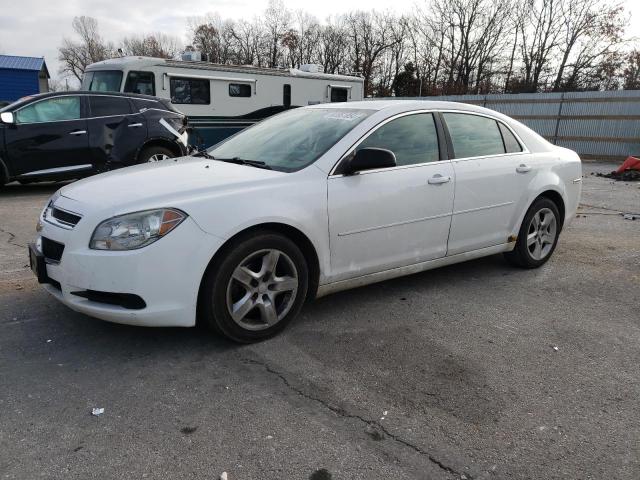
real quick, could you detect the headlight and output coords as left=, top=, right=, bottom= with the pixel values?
left=90, top=208, right=187, bottom=250
left=42, top=191, right=61, bottom=220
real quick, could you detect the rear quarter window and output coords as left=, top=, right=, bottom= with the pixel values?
left=499, top=122, right=523, bottom=153
left=88, top=96, right=132, bottom=117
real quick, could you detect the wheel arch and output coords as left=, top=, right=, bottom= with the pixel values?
left=136, top=138, right=184, bottom=162
left=537, top=189, right=566, bottom=228
left=197, top=222, right=321, bottom=322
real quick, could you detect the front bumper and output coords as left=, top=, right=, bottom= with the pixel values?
left=35, top=208, right=223, bottom=327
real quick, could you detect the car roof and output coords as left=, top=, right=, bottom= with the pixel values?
left=308, top=99, right=527, bottom=128
left=308, top=99, right=493, bottom=113
left=2, top=90, right=167, bottom=111
left=22, top=91, right=161, bottom=102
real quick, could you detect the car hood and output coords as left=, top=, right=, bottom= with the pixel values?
left=59, top=156, right=285, bottom=212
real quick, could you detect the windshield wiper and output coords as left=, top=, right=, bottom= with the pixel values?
left=192, top=149, right=216, bottom=160
left=215, top=157, right=273, bottom=170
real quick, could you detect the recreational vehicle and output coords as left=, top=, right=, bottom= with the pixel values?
left=82, top=56, right=365, bottom=147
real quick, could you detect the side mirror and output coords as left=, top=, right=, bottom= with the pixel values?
left=344, top=147, right=396, bottom=175
left=0, top=112, right=15, bottom=124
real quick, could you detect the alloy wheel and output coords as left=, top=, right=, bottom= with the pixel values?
left=148, top=153, right=170, bottom=162
left=526, top=207, right=557, bottom=260
left=225, top=249, right=299, bottom=331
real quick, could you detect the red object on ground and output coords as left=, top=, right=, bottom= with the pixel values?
left=616, top=156, right=640, bottom=173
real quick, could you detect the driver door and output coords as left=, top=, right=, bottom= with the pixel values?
left=327, top=113, right=455, bottom=281
left=5, top=95, right=91, bottom=177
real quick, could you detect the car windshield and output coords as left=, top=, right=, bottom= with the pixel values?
left=208, top=108, right=373, bottom=172
left=82, top=70, right=123, bottom=92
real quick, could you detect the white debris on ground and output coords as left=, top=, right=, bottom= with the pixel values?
left=91, top=407, right=105, bottom=416
left=553, top=346, right=559, bottom=351
left=219, top=472, right=228, bottom=480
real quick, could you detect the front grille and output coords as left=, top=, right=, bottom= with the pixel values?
left=41, top=237, right=65, bottom=262
left=51, top=207, right=81, bottom=227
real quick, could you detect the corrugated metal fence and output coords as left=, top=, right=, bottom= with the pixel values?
left=392, top=90, right=640, bottom=161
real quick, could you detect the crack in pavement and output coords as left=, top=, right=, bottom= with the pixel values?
left=0, top=228, right=26, bottom=248
left=242, top=357, right=471, bottom=479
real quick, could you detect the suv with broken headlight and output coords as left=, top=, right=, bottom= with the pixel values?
left=0, top=91, right=188, bottom=186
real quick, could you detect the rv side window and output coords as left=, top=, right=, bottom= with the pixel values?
left=283, top=84, right=291, bottom=107
left=229, top=84, right=252, bottom=97
left=170, top=78, right=210, bottom=105
left=124, top=71, right=155, bottom=96
left=330, top=87, right=348, bottom=102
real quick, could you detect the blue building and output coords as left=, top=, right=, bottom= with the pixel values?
left=0, top=55, right=50, bottom=103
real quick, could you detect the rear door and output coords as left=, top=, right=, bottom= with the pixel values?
left=442, top=112, right=532, bottom=255
left=5, top=95, right=91, bottom=177
left=328, top=112, right=455, bottom=281
left=86, top=95, right=147, bottom=168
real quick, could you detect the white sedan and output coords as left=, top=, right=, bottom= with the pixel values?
left=30, top=100, right=582, bottom=342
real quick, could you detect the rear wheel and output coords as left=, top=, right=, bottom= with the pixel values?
left=201, top=232, right=309, bottom=343
left=138, top=146, right=175, bottom=164
left=504, top=197, right=561, bottom=268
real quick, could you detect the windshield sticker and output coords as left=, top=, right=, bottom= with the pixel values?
left=323, top=112, right=366, bottom=121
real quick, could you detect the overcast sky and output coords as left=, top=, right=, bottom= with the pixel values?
left=1, top=0, right=639, bottom=82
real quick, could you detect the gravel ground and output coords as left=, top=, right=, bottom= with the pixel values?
left=0, top=162, right=638, bottom=480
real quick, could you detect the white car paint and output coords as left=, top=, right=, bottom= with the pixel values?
left=34, top=100, right=582, bottom=328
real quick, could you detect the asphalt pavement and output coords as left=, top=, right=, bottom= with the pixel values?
left=1, top=163, right=638, bottom=479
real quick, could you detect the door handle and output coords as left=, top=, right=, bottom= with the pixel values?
left=428, top=174, right=451, bottom=185
left=516, top=164, right=532, bottom=173
left=128, top=123, right=143, bottom=128
left=69, top=130, right=87, bottom=136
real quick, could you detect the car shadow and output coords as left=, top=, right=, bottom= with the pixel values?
left=0, top=181, right=71, bottom=197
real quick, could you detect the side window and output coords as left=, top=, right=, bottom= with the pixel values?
left=124, top=71, right=155, bottom=96
left=356, top=113, right=440, bottom=167
left=16, top=96, right=81, bottom=124
left=132, top=98, right=161, bottom=111
left=443, top=113, right=506, bottom=158
left=330, top=87, right=348, bottom=102
left=283, top=84, right=291, bottom=107
left=498, top=122, right=523, bottom=153
left=170, top=78, right=210, bottom=104
left=229, top=83, right=251, bottom=97
left=88, top=96, right=132, bottom=117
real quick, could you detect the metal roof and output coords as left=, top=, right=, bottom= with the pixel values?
left=0, top=55, right=47, bottom=73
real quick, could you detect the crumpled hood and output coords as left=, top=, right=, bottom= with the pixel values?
left=59, top=156, right=284, bottom=213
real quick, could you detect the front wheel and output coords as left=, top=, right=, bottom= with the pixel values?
left=200, top=232, right=309, bottom=343
left=138, top=146, right=175, bottom=164
left=504, top=197, right=561, bottom=268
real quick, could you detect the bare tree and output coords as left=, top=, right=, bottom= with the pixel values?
left=623, top=50, right=640, bottom=90
left=263, top=0, right=292, bottom=67
left=552, top=0, right=625, bottom=91
left=58, top=16, right=114, bottom=82
left=121, top=33, right=181, bottom=59
left=318, top=17, right=350, bottom=74
left=517, top=0, right=563, bottom=91
left=345, top=11, right=399, bottom=96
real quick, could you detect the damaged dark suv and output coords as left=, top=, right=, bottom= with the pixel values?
left=0, top=91, right=188, bottom=186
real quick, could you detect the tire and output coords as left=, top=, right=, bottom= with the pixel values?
left=138, top=146, right=175, bottom=164
left=201, top=232, right=309, bottom=343
left=504, top=197, right=561, bottom=268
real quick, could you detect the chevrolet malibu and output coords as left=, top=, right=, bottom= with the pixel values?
left=30, top=100, right=582, bottom=342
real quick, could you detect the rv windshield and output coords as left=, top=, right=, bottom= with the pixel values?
left=208, top=108, right=373, bottom=172
left=82, top=70, right=123, bottom=92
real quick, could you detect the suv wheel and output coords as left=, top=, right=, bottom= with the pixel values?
left=200, top=232, right=309, bottom=343
left=138, top=146, right=175, bottom=163
left=504, top=197, right=561, bottom=268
